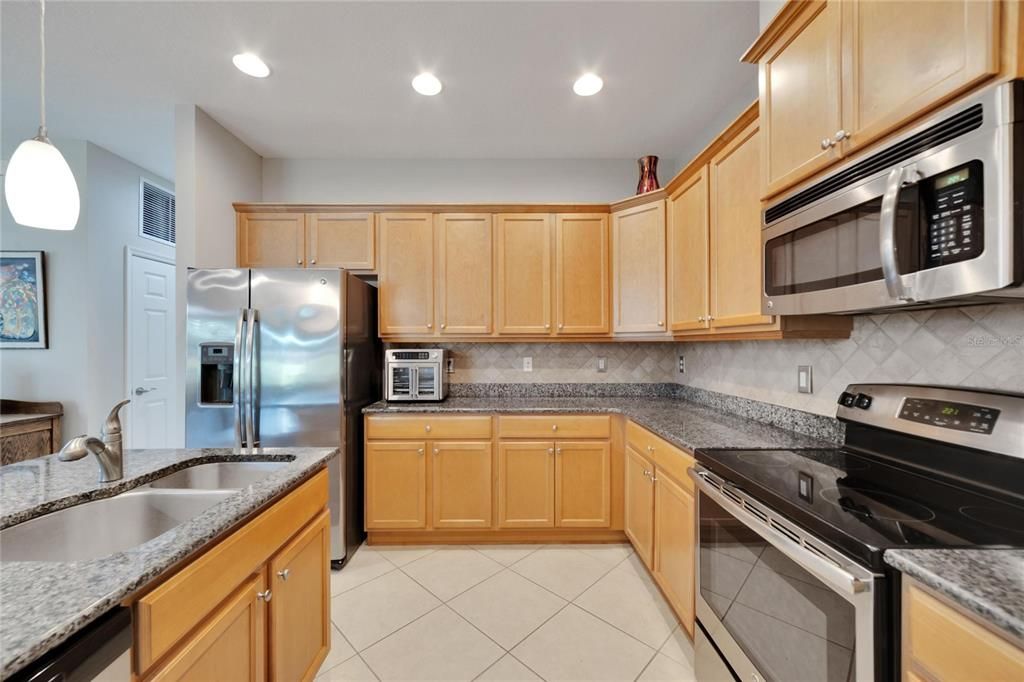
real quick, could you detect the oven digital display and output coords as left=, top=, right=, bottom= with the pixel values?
left=899, top=398, right=999, bottom=434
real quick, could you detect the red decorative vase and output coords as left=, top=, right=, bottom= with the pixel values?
left=636, top=155, right=660, bottom=194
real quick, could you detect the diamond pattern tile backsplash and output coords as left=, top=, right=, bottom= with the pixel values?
left=677, top=304, right=1024, bottom=416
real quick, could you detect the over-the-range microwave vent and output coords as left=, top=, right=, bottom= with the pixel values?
left=764, top=103, right=984, bottom=225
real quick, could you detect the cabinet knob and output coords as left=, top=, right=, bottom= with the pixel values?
left=556, top=448, right=562, bottom=455
left=833, top=129, right=849, bottom=143
left=257, top=589, right=272, bottom=602
left=426, top=323, right=433, bottom=329
left=558, top=323, right=564, bottom=329
left=545, top=323, right=551, bottom=330
left=820, top=138, right=832, bottom=150
left=418, top=448, right=424, bottom=456
left=548, top=448, right=554, bottom=455
left=433, top=448, right=439, bottom=455
left=297, top=259, right=303, bottom=265
left=425, top=424, right=432, bottom=432
left=657, top=320, right=664, bottom=326
left=277, top=568, right=290, bottom=581
left=647, top=445, right=654, bottom=452
left=310, top=258, right=317, bottom=265
left=697, top=316, right=704, bottom=322
left=440, top=323, right=446, bottom=329
left=552, top=424, right=558, bottom=432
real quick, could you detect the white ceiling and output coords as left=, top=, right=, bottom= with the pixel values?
left=1, top=1, right=759, bottom=181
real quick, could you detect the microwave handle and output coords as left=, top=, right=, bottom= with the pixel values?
left=879, top=164, right=919, bottom=302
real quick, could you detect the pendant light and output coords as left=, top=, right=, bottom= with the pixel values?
left=4, top=0, right=80, bottom=230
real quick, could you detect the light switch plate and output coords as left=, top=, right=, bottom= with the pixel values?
left=797, top=365, right=813, bottom=394
left=523, top=357, right=533, bottom=372
left=597, top=357, right=607, bottom=373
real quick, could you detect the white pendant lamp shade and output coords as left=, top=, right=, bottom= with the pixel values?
left=4, top=0, right=80, bottom=230
left=5, top=135, right=80, bottom=230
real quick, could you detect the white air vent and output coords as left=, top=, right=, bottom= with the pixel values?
left=139, top=179, right=175, bottom=246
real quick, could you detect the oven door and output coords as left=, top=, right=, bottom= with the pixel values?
left=762, top=81, right=1020, bottom=315
left=692, top=468, right=881, bottom=682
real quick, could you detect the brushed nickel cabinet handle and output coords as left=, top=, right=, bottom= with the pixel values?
left=277, top=568, right=290, bottom=581
left=833, top=129, right=849, bottom=143
left=257, top=589, right=272, bottom=602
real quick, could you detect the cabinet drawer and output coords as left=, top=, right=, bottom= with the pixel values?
left=626, top=421, right=694, bottom=494
left=366, top=415, right=492, bottom=440
left=134, top=469, right=328, bottom=673
left=499, top=415, right=611, bottom=439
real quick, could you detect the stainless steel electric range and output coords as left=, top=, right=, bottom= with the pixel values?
left=692, top=384, right=1024, bottom=682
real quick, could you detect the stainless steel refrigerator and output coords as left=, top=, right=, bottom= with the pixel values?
left=185, top=268, right=381, bottom=567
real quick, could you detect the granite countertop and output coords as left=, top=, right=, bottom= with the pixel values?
left=886, top=548, right=1024, bottom=641
left=0, top=446, right=337, bottom=678
left=364, top=395, right=837, bottom=452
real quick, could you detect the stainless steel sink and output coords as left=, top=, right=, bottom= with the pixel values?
left=145, top=461, right=290, bottom=490
left=0, top=489, right=233, bottom=562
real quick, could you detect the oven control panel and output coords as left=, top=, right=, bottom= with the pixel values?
left=898, top=397, right=1000, bottom=434
left=924, top=161, right=984, bottom=268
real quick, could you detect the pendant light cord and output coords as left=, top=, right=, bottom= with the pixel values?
left=39, top=0, right=46, bottom=137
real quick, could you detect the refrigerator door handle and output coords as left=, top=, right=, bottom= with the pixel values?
left=246, top=308, right=261, bottom=447
left=233, top=308, right=248, bottom=448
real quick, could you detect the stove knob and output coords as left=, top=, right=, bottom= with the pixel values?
left=837, top=391, right=857, bottom=408
left=854, top=393, right=873, bottom=410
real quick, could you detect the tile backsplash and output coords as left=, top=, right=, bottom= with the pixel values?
left=677, top=304, right=1024, bottom=416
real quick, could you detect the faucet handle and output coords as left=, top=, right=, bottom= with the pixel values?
left=102, top=399, right=131, bottom=437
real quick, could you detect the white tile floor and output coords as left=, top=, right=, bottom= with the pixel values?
left=318, top=543, right=697, bottom=681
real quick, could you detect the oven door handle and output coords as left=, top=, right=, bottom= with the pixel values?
left=691, top=469, right=876, bottom=601
left=879, top=164, right=920, bottom=303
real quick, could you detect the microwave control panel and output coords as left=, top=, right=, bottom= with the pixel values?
left=923, top=161, right=984, bottom=268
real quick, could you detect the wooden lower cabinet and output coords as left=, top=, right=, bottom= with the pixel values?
left=432, top=441, right=493, bottom=528
left=365, top=441, right=427, bottom=529
left=554, top=441, right=611, bottom=528
left=653, top=473, right=696, bottom=638
left=135, top=469, right=330, bottom=682
left=269, top=510, right=331, bottom=682
left=624, top=446, right=655, bottom=568
left=498, top=441, right=556, bottom=528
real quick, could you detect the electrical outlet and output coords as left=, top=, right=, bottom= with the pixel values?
left=523, top=356, right=533, bottom=372
left=446, top=357, right=455, bottom=374
left=678, top=354, right=685, bottom=373
left=597, top=357, right=607, bottom=373
left=797, top=365, right=813, bottom=394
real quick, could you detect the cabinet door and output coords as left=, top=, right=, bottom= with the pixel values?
left=612, top=200, right=667, bottom=333
left=496, top=214, right=553, bottom=335
left=269, top=509, right=330, bottom=682
left=760, top=0, right=843, bottom=196
left=378, top=213, right=434, bottom=335
left=436, top=214, right=493, bottom=335
left=555, top=441, right=610, bottom=528
left=842, top=0, right=999, bottom=154
left=710, top=120, right=774, bottom=329
left=624, top=446, right=655, bottom=569
left=306, top=213, right=375, bottom=270
left=667, top=168, right=710, bottom=332
left=145, top=574, right=267, bottom=682
left=497, top=441, right=554, bottom=528
left=653, top=473, right=696, bottom=638
left=365, top=441, right=427, bottom=529
left=555, top=214, right=610, bottom=335
left=238, top=213, right=306, bottom=268
left=432, top=441, right=493, bottom=529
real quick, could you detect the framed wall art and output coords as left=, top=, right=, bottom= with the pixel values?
left=0, top=251, right=48, bottom=349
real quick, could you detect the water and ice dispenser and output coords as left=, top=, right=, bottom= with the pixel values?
left=199, top=343, right=234, bottom=405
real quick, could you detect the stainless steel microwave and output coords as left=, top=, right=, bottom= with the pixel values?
left=762, top=80, right=1023, bottom=315
left=384, top=349, right=449, bottom=401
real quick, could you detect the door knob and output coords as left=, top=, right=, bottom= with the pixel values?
left=277, top=568, right=290, bottom=581
left=134, top=387, right=156, bottom=395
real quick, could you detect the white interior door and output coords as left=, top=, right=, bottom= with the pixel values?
left=126, top=249, right=175, bottom=448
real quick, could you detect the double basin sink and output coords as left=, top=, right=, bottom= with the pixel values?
left=0, top=461, right=290, bottom=563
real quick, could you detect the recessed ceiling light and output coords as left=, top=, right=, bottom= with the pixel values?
left=232, top=53, right=270, bottom=78
left=573, top=73, right=603, bottom=96
left=412, top=72, right=443, bottom=96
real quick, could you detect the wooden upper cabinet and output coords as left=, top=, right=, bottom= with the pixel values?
left=378, top=213, right=434, bottom=335
left=710, top=120, right=774, bottom=330
left=268, top=510, right=329, bottom=682
left=436, top=214, right=493, bottom=336
left=365, top=441, right=428, bottom=529
left=841, top=0, right=1000, bottom=155
left=759, top=0, right=844, bottom=197
left=496, top=214, right=553, bottom=335
left=624, top=446, right=655, bottom=569
left=237, top=213, right=305, bottom=268
left=667, top=168, right=710, bottom=332
left=554, top=441, right=610, bottom=528
left=305, top=213, right=375, bottom=270
left=612, top=200, right=667, bottom=334
left=431, top=441, right=493, bottom=529
left=497, top=441, right=555, bottom=528
left=555, top=214, right=610, bottom=335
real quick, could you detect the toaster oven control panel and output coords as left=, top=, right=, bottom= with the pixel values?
left=924, top=161, right=983, bottom=268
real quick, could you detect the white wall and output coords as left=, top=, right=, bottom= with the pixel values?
left=262, top=158, right=650, bottom=204
left=760, top=0, right=786, bottom=29
left=173, top=105, right=263, bottom=444
left=0, top=139, right=173, bottom=439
